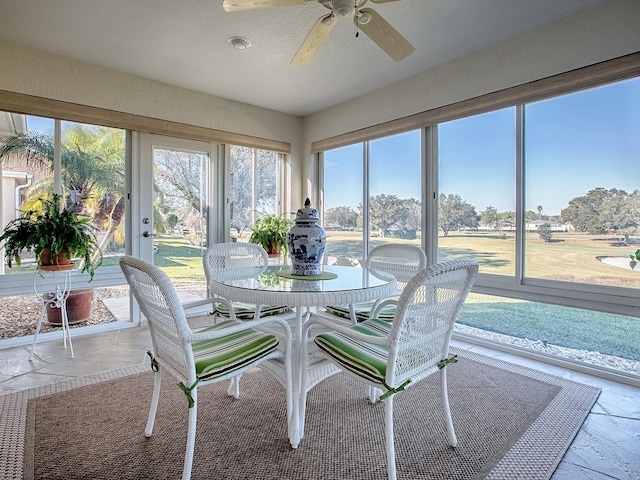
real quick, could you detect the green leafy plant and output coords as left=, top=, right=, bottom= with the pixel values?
left=0, top=194, right=102, bottom=280
left=249, top=214, right=294, bottom=256
left=630, top=249, right=640, bottom=270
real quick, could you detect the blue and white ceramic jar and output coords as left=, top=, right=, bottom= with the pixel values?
left=287, top=198, right=326, bottom=276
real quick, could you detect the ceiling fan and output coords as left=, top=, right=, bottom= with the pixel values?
left=222, top=0, right=415, bottom=65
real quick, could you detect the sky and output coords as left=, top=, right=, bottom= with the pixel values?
left=325, top=77, right=640, bottom=216
left=25, top=116, right=55, bottom=135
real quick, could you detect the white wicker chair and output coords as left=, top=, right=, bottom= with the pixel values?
left=323, top=243, right=427, bottom=323
left=301, top=259, right=478, bottom=480
left=120, top=256, right=292, bottom=480
left=204, top=242, right=294, bottom=320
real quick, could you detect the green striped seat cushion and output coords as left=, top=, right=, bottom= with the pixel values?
left=216, top=302, right=292, bottom=320
left=325, top=301, right=397, bottom=322
left=314, top=317, right=393, bottom=385
left=192, top=319, right=279, bottom=381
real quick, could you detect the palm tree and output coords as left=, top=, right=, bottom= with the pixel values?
left=537, top=205, right=543, bottom=219
left=0, top=124, right=126, bottom=263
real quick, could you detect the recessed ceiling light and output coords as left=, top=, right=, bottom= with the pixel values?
left=228, top=36, right=251, bottom=50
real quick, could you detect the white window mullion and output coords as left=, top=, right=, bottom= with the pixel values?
left=424, top=125, right=438, bottom=265
left=362, top=141, right=370, bottom=256
left=515, top=104, right=525, bottom=282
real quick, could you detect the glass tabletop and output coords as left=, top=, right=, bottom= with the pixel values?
left=214, top=265, right=395, bottom=294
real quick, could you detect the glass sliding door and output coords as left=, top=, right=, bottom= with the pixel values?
left=438, top=108, right=517, bottom=276
left=369, top=131, right=422, bottom=250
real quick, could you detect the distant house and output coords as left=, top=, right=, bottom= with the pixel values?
left=526, top=219, right=567, bottom=232
left=0, top=112, right=30, bottom=274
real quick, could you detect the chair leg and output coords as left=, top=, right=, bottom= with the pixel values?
left=145, top=369, right=162, bottom=437
left=441, top=368, right=457, bottom=447
left=367, top=385, right=382, bottom=404
left=227, top=375, right=241, bottom=399
left=384, top=396, right=397, bottom=480
left=182, top=387, right=198, bottom=480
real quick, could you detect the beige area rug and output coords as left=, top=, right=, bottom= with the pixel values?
left=1, top=350, right=599, bottom=480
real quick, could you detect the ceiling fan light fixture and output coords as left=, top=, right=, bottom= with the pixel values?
left=227, top=36, right=251, bottom=50
left=357, top=11, right=372, bottom=25
left=333, top=0, right=354, bottom=18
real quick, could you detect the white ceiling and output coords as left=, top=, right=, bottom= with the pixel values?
left=0, top=0, right=610, bottom=117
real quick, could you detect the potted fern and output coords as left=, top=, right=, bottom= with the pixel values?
left=249, top=214, right=294, bottom=257
left=0, top=194, right=102, bottom=279
left=0, top=194, right=103, bottom=325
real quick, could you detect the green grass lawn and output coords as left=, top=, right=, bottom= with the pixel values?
left=152, top=234, right=207, bottom=281
left=458, top=293, right=640, bottom=361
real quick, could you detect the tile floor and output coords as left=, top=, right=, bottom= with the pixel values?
left=1, top=325, right=639, bottom=479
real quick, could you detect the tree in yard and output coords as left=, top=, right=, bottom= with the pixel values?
left=561, top=187, right=640, bottom=243
left=153, top=148, right=209, bottom=228
left=537, top=205, right=543, bottom=219
left=401, top=198, right=422, bottom=231
left=368, top=194, right=404, bottom=236
left=481, top=205, right=499, bottom=229
left=525, top=210, right=539, bottom=222
left=537, top=222, right=553, bottom=242
left=324, top=206, right=358, bottom=229
left=438, top=193, right=479, bottom=236
left=599, top=188, right=640, bottom=245
left=228, top=146, right=278, bottom=234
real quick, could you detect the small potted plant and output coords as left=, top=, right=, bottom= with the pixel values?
left=249, top=214, right=294, bottom=257
left=0, top=194, right=102, bottom=279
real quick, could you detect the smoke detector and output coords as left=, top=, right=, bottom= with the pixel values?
left=228, top=36, right=251, bottom=50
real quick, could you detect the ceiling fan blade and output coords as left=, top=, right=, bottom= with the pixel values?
left=291, top=14, right=336, bottom=66
left=355, top=8, right=415, bottom=62
left=222, top=0, right=307, bottom=12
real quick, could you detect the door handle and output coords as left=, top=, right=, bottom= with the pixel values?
left=142, top=231, right=155, bottom=238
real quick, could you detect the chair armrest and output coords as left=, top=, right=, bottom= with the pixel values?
left=369, top=298, right=398, bottom=320
left=184, top=297, right=238, bottom=323
left=182, top=298, right=216, bottom=313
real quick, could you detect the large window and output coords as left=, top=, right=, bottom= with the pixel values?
left=320, top=76, right=640, bottom=378
left=322, top=131, right=421, bottom=265
left=0, top=114, right=126, bottom=275
left=524, top=79, right=640, bottom=288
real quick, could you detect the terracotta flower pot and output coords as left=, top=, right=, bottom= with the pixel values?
left=39, top=247, right=74, bottom=270
left=45, top=289, right=93, bottom=325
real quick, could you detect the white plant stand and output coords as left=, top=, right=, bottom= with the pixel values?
left=29, top=266, right=79, bottom=360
